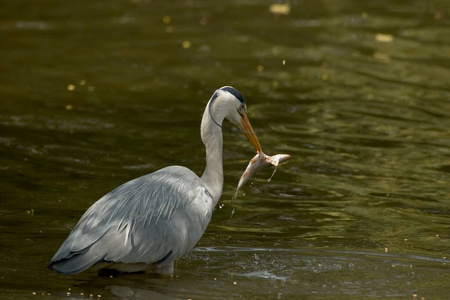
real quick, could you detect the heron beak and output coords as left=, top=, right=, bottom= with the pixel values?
left=238, top=111, right=262, bottom=152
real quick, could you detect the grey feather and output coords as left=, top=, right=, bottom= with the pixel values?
left=48, top=166, right=214, bottom=274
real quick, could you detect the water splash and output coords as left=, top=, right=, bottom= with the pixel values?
left=230, top=207, right=236, bottom=219
left=267, top=167, right=277, bottom=182
left=232, top=192, right=237, bottom=202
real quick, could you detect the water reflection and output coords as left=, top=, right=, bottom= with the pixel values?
left=57, top=247, right=449, bottom=299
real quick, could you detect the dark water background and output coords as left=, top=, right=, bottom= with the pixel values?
left=1, top=0, right=450, bottom=299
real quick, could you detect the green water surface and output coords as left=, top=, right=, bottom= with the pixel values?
left=1, top=0, right=449, bottom=299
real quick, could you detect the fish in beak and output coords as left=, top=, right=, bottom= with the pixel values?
left=234, top=151, right=290, bottom=200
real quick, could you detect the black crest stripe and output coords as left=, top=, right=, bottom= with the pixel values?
left=220, top=86, right=245, bottom=103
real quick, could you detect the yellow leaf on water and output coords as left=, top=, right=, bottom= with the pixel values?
left=269, top=4, right=291, bottom=15
left=182, top=40, right=191, bottom=49
left=375, top=33, right=394, bottom=42
left=162, top=15, right=171, bottom=25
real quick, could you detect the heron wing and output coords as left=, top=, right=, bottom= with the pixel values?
left=49, top=166, right=213, bottom=274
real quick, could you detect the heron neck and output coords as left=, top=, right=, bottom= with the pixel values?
left=200, top=102, right=224, bottom=206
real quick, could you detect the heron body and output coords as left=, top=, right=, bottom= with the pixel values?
left=48, top=86, right=261, bottom=275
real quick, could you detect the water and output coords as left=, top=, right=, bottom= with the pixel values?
left=1, top=0, right=450, bottom=298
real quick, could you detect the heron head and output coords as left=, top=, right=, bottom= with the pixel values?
left=211, top=86, right=262, bottom=152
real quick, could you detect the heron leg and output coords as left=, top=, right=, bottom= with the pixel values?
left=156, top=263, right=174, bottom=276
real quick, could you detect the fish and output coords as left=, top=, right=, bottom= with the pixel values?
left=233, top=151, right=290, bottom=199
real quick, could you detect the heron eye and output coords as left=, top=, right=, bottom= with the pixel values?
left=239, top=104, right=246, bottom=111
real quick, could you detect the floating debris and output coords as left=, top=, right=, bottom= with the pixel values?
left=162, top=15, right=171, bottom=24
left=375, top=33, right=394, bottom=43
left=182, top=40, right=191, bottom=49
left=269, top=4, right=291, bottom=15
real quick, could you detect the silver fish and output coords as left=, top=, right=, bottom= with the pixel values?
left=234, top=151, right=290, bottom=199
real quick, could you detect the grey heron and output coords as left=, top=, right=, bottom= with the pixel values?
left=48, top=86, right=262, bottom=276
